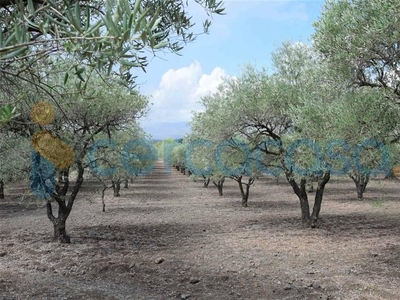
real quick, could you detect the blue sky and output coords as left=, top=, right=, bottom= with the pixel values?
left=137, top=0, right=325, bottom=140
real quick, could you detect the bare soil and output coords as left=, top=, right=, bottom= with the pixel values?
left=1, top=160, right=400, bottom=300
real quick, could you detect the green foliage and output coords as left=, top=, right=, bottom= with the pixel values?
left=89, top=126, right=156, bottom=183
left=371, top=197, right=386, bottom=207
left=154, top=141, right=164, bottom=158
left=372, top=181, right=388, bottom=207
left=0, top=104, right=20, bottom=125
left=189, top=40, right=399, bottom=181
left=0, top=0, right=225, bottom=85
left=4, top=66, right=150, bottom=163
left=171, top=144, right=186, bottom=168
left=0, top=134, right=30, bottom=183
left=0, top=0, right=226, bottom=123
left=313, top=0, right=400, bottom=97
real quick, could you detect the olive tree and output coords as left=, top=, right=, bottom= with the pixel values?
left=332, top=88, right=397, bottom=199
left=189, top=43, right=333, bottom=226
left=313, top=0, right=400, bottom=179
left=0, top=133, right=31, bottom=199
left=313, top=0, right=400, bottom=98
left=1, top=0, right=226, bottom=243
left=15, top=69, right=149, bottom=242
left=189, top=77, right=260, bottom=207
left=87, top=126, right=157, bottom=211
left=0, top=0, right=225, bottom=123
left=184, top=134, right=215, bottom=188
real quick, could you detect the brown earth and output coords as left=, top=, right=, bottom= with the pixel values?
left=1, top=160, right=400, bottom=300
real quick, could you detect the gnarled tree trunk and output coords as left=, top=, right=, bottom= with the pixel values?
left=286, top=176, right=310, bottom=225
left=235, top=176, right=255, bottom=208
left=112, top=179, right=121, bottom=197
left=285, top=171, right=330, bottom=227
left=49, top=205, right=71, bottom=243
left=349, top=172, right=369, bottom=199
left=203, top=176, right=210, bottom=188
left=213, top=177, right=225, bottom=196
left=47, top=163, right=84, bottom=243
left=310, top=172, right=330, bottom=228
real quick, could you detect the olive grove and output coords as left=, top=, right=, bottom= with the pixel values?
left=188, top=40, right=399, bottom=227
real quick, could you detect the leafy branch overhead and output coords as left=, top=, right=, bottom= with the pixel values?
left=0, top=104, right=20, bottom=124
left=0, top=0, right=225, bottom=79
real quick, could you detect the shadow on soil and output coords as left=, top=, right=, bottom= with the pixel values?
left=235, top=211, right=400, bottom=239
left=68, top=223, right=212, bottom=261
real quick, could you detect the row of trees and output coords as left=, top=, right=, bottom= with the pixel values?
left=180, top=0, right=400, bottom=227
left=183, top=55, right=399, bottom=227
left=0, top=0, right=226, bottom=242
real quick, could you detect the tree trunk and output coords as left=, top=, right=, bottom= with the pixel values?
left=203, top=177, right=210, bottom=188
left=285, top=175, right=311, bottom=226
left=242, top=184, right=252, bottom=208
left=218, top=186, right=223, bottom=196
left=47, top=201, right=71, bottom=243
left=101, top=186, right=107, bottom=212
left=57, top=171, right=63, bottom=184
left=310, top=172, right=330, bottom=228
left=46, top=159, right=84, bottom=243
left=236, top=176, right=254, bottom=208
left=299, top=194, right=310, bottom=225
left=112, top=180, right=121, bottom=197
left=0, top=179, right=4, bottom=199
left=237, top=176, right=246, bottom=207
left=349, top=173, right=369, bottom=199
left=53, top=215, right=70, bottom=243
left=55, top=169, right=70, bottom=196
left=124, top=178, right=128, bottom=188
left=213, top=177, right=225, bottom=196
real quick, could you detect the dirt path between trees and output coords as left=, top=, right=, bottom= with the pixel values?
left=1, top=160, right=400, bottom=299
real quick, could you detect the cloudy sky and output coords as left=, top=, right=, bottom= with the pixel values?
left=137, top=0, right=325, bottom=140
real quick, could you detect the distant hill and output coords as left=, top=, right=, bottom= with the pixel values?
left=142, top=122, right=190, bottom=140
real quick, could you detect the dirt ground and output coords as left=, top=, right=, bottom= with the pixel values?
left=1, top=160, right=400, bottom=300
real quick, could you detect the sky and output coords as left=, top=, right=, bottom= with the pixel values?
left=137, top=0, right=326, bottom=140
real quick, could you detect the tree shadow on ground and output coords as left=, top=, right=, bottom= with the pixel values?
left=121, top=184, right=175, bottom=191
left=0, top=197, right=43, bottom=218
left=236, top=210, right=400, bottom=239
left=104, top=206, right=166, bottom=214
left=66, top=223, right=334, bottom=300
left=214, top=199, right=299, bottom=211
left=72, top=222, right=210, bottom=253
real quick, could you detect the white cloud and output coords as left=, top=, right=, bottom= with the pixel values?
left=142, top=61, right=230, bottom=125
left=193, top=67, right=228, bottom=99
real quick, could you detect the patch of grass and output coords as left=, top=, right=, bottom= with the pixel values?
left=371, top=180, right=388, bottom=208
left=189, top=174, right=198, bottom=182
left=371, top=196, right=386, bottom=208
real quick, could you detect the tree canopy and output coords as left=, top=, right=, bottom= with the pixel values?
left=313, top=0, right=400, bottom=98
left=0, top=0, right=225, bottom=125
